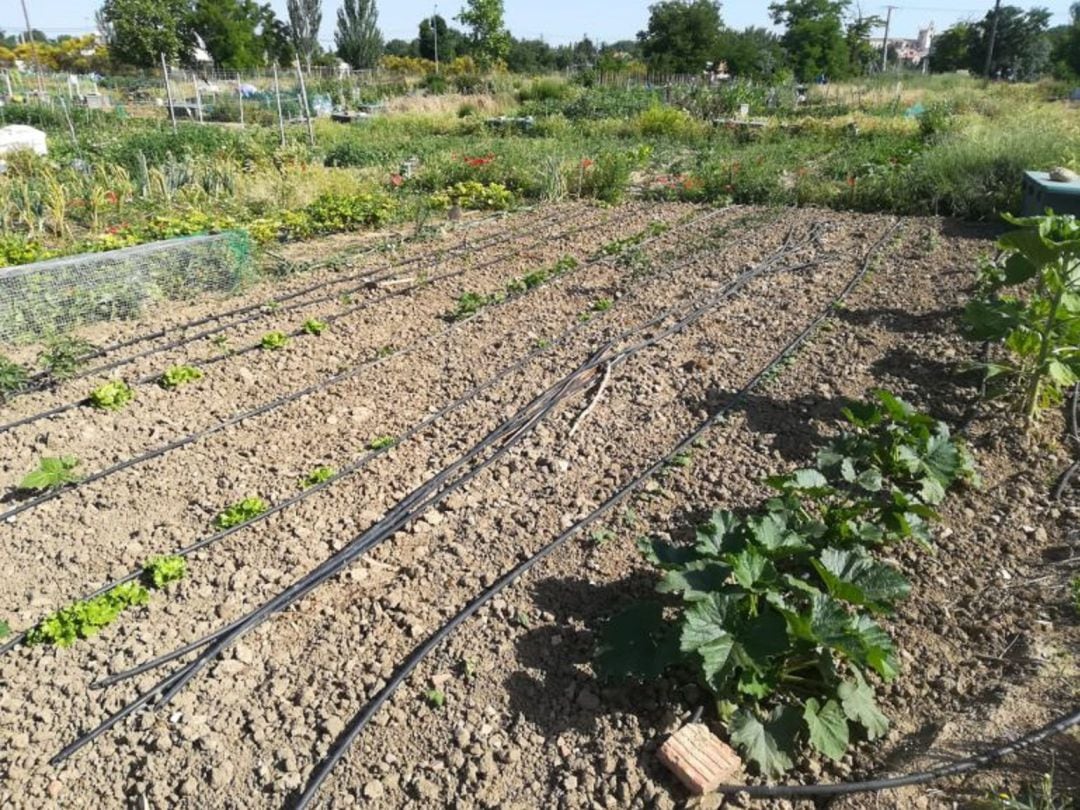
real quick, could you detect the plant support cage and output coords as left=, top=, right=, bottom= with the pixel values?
left=0, top=231, right=254, bottom=344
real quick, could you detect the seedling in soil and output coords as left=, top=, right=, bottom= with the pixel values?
left=376, top=345, right=395, bottom=359
left=20, top=456, right=81, bottom=493
left=425, top=689, right=446, bottom=709
left=143, top=555, right=187, bottom=589
left=459, top=658, right=477, bottom=681
left=368, top=435, right=397, bottom=451
left=260, top=331, right=289, bottom=350
left=210, top=334, right=232, bottom=353
left=38, top=335, right=94, bottom=381
left=666, top=452, right=693, bottom=469
left=0, top=354, right=28, bottom=400
left=214, top=497, right=269, bottom=529
left=339, top=293, right=354, bottom=305
left=592, top=298, right=614, bottom=312
left=159, top=365, right=204, bottom=389
left=89, top=380, right=135, bottom=411
left=264, top=300, right=282, bottom=313
left=534, top=339, right=552, bottom=350
left=302, top=319, right=328, bottom=336
left=447, top=291, right=498, bottom=322
left=620, top=508, right=638, bottom=529
left=0, top=619, right=9, bottom=639
left=578, top=312, right=592, bottom=323
left=25, top=581, right=149, bottom=647
left=591, top=527, right=617, bottom=546
left=300, top=466, right=336, bottom=489
left=513, top=611, right=531, bottom=628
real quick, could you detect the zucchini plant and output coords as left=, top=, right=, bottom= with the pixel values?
left=20, top=456, right=81, bottom=492
left=260, top=331, right=290, bottom=350
left=0, top=354, right=28, bottom=400
left=300, top=466, right=336, bottom=488
left=964, top=212, right=1080, bottom=422
left=302, top=319, right=328, bottom=336
left=596, top=392, right=976, bottom=776
left=38, top=335, right=94, bottom=381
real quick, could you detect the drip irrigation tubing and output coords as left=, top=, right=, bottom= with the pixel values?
left=0, top=205, right=759, bottom=656
left=50, top=216, right=833, bottom=766
left=0, top=207, right=583, bottom=432
left=82, top=216, right=821, bottom=690
left=0, top=206, right=725, bottom=525
left=10, top=210, right=515, bottom=395
left=1052, top=382, right=1079, bottom=501
left=289, top=218, right=906, bottom=809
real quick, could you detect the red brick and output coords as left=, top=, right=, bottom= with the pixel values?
left=657, top=723, right=743, bottom=795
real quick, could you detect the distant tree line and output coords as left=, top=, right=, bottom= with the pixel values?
left=10, top=0, right=1080, bottom=82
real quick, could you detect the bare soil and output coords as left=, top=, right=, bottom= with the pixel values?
left=0, top=203, right=1076, bottom=810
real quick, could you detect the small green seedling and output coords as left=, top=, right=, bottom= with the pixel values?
left=0, top=355, right=28, bottom=400
left=159, top=365, right=204, bottom=389
left=302, top=319, right=328, bottom=336
left=591, top=528, right=617, bottom=545
left=265, top=300, right=282, bottom=313
left=38, top=335, right=94, bottom=381
left=368, top=435, right=396, bottom=451
left=578, top=312, right=592, bottom=323
left=666, top=451, right=693, bottom=469
left=426, top=689, right=445, bottom=708
left=214, top=497, right=269, bottom=529
left=534, top=339, right=552, bottom=350
left=300, top=466, right=336, bottom=489
left=0, top=619, right=9, bottom=639
left=460, top=658, right=477, bottom=681
left=447, top=291, right=497, bottom=322
left=592, top=298, right=614, bottom=312
left=20, top=456, right=81, bottom=493
left=89, top=380, right=135, bottom=411
left=143, top=555, right=187, bottom=589
left=513, top=611, right=531, bottom=628
left=260, top=331, right=289, bottom=350
left=376, top=345, right=395, bottom=359
left=25, top=581, right=149, bottom=647
left=210, top=334, right=232, bottom=352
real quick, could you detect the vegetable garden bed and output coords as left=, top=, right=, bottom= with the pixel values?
left=0, top=202, right=1076, bottom=809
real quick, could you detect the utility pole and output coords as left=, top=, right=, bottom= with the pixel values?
left=984, top=0, right=1002, bottom=78
left=881, top=5, right=897, bottom=73
left=433, top=4, right=440, bottom=74
left=18, top=0, right=46, bottom=98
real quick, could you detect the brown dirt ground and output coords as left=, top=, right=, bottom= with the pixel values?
left=0, top=204, right=1076, bottom=810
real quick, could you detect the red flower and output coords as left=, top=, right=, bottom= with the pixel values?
left=105, top=191, right=119, bottom=204
left=463, top=152, right=495, bottom=167
left=581, top=158, right=595, bottom=170
left=389, top=174, right=404, bottom=188
left=847, top=175, right=857, bottom=188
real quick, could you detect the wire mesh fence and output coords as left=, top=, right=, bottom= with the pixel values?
left=0, top=231, right=254, bottom=344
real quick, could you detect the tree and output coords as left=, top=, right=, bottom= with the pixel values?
left=716, top=26, right=785, bottom=79
left=98, top=0, right=194, bottom=67
left=1051, top=2, right=1080, bottom=77
left=507, top=38, right=557, bottom=73
left=419, top=14, right=462, bottom=62
left=335, top=0, right=382, bottom=69
left=769, top=0, right=852, bottom=81
left=192, top=0, right=288, bottom=68
left=456, top=0, right=510, bottom=68
left=845, top=10, right=883, bottom=75
left=287, top=0, right=321, bottom=71
left=384, top=38, right=417, bottom=57
left=969, top=5, right=1052, bottom=79
left=637, top=0, right=724, bottom=75
left=929, top=23, right=972, bottom=72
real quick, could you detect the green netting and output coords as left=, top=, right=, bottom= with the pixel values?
left=0, top=231, right=254, bottom=344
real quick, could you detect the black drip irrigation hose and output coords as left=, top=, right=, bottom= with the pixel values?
left=49, top=217, right=829, bottom=767
left=0, top=205, right=748, bottom=657
left=288, top=218, right=906, bottom=810
left=0, top=209, right=647, bottom=516
left=0, top=207, right=579, bottom=433
left=1052, top=382, right=1080, bottom=502
left=10, top=210, right=516, bottom=396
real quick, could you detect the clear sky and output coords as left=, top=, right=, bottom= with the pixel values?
left=4, top=0, right=1076, bottom=49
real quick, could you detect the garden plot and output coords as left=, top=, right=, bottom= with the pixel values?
left=0, top=205, right=1076, bottom=810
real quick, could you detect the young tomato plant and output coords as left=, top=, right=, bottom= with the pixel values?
left=260, top=331, right=290, bottom=350
left=38, top=335, right=95, bottom=381
left=159, top=365, right=204, bottom=389
left=89, top=380, right=135, bottom=411
left=596, top=392, right=976, bottom=776
left=0, top=354, right=28, bottom=400
left=300, top=466, right=336, bottom=488
left=965, top=212, right=1080, bottom=423
left=214, top=497, right=269, bottom=529
left=302, top=318, right=328, bottom=336
left=446, top=291, right=499, bottom=322
left=20, top=456, right=81, bottom=492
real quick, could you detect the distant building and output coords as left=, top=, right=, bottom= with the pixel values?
left=875, top=24, right=934, bottom=67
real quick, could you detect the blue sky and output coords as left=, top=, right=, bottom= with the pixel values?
left=4, top=0, right=1075, bottom=48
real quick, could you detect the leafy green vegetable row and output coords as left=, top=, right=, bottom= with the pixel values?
left=597, top=391, right=977, bottom=775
